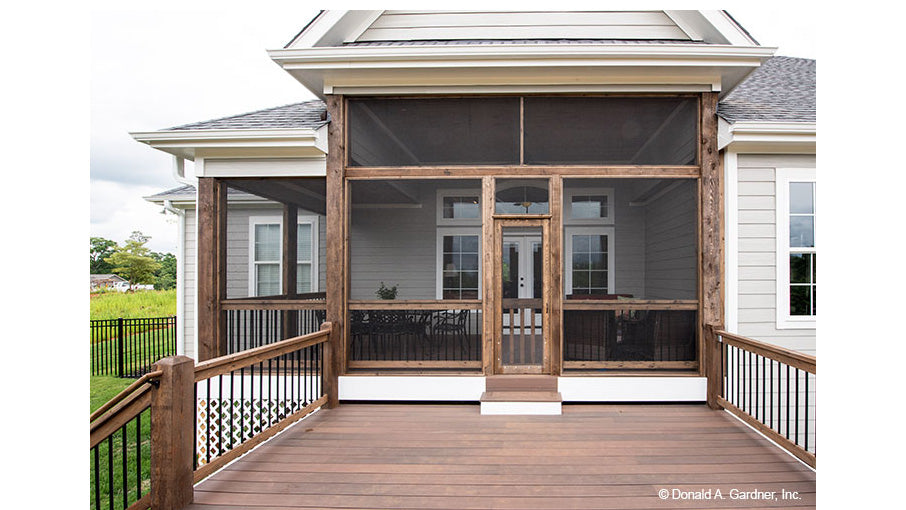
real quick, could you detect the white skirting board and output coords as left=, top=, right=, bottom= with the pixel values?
left=339, top=376, right=486, bottom=401
left=339, top=376, right=707, bottom=402
left=558, top=376, right=707, bottom=402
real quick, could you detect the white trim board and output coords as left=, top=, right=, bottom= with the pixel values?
left=339, top=376, right=485, bottom=401
left=337, top=376, right=707, bottom=402
left=558, top=377, right=707, bottom=402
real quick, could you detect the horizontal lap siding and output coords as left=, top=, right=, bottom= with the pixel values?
left=358, top=11, right=690, bottom=41
left=185, top=208, right=197, bottom=360
left=735, top=154, right=816, bottom=356
left=350, top=183, right=438, bottom=300
left=643, top=180, right=697, bottom=299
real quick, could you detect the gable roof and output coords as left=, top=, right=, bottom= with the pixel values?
left=717, top=56, right=815, bottom=124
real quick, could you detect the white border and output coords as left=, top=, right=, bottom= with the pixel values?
left=436, top=188, right=482, bottom=226
left=775, top=168, right=817, bottom=329
left=564, top=187, right=615, bottom=225
left=248, top=214, right=320, bottom=296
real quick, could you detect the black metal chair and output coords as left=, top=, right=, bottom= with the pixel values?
left=431, top=310, right=470, bottom=359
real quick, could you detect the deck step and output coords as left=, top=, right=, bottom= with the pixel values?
left=480, top=378, right=562, bottom=415
left=484, top=375, right=558, bottom=392
left=480, top=391, right=562, bottom=402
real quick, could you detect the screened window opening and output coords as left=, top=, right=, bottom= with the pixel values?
left=523, top=96, right=698, bottom=165
left=347, top=97, right=520, bottom=167
left=250, top=219, right=317, bottom=297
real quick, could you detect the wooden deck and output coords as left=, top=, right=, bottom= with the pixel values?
left=188, top=403, right=816, bottom=509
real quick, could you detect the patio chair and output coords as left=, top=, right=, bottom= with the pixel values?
left=431, top=309, right=471, bottom=359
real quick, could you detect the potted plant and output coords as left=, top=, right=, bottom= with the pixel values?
left=375, top=282, right=398, bottom=300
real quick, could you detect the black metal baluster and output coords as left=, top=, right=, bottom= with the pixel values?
left=136, top=411, right=142, bottom=500
left=795, top=367, right=800, bottom=447
left=107, top=435, right=114, bottom=510
left=240, top=366, right=246, bottom=444
left=206, top=378, right=212, bottom=464
left=93, top=445, right=100, bottom=510
left=805, top=372, right=809, bottom=451
left=785, top=364, right=790, bottom=440
left=121, top=423, right=128, bottom=509
left=193, top=383, right=198, bottom=470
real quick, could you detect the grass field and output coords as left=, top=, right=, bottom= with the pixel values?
left=90, top=289, right=176, bottom=321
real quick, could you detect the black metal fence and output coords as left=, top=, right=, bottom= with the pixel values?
left=90, top=317, right=178, bottom=378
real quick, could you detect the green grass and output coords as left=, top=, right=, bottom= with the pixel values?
left=90, top=289, right=176, bottom=321
left=90, top=376, right=152, bottom=510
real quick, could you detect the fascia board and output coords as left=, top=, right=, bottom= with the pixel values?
left=720, top=121, right=816, bottom=153
left=700, top=10, right=760, bottom=46
left=131, top=128, right=325, bottom=160
left=270, top=43, right=776, bottom=66
left=288, top=10, right=385, bottom=48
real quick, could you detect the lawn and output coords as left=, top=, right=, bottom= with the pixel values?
left=90, top=289, right=176, bottom=321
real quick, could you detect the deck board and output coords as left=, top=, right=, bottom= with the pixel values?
left=188, top=403, right=816, bottom=509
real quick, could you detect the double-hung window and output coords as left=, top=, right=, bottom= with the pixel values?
left=776, top=169, right=816, bottom=328
left=250, top=216, right=319, bottom=297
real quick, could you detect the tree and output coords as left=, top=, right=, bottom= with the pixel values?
left=105, top=231, right=161, bottom=288
left=90, top=237, right=117, bottom=274
left=152, top=251, right=177, bottom=290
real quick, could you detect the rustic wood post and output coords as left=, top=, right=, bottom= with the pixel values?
left=283, top=204, right=299, bottom=339
left=481, top=176, right=495, bottom=375
left=150, top=355, right=195, bottom=510
left=197, top=177, right=228, bottom=360
left=324, top=94, right=346, bottom=407
left=700, top=92, right=724, bottom=409
left=705, top=324, right=722, bottom=409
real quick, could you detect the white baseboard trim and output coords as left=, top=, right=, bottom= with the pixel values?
left=339, top=376, right=485, bottom=401
left=558, top=376, right=707, bottom=402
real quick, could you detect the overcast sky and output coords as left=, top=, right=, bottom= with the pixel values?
left=88, top=4, right=817, bottom=254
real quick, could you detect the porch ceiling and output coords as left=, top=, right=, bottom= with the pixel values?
left=187, top=403, right=815, bottom=509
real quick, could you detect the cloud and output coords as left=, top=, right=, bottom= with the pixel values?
left=90, top=179, right=179, bottom=254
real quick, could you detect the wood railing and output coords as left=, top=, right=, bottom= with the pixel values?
left=221, top=293, right=326, bottom=354
left=562, top=300, right=698, bottom=370
left=706, top=325, right=816, bottom=468
left=89, top=323, right=332, bottom=510
left=347, top=300, right=482, bottom=369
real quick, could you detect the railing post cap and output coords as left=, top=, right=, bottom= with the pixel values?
left=153, top=355, right=194, bottom=369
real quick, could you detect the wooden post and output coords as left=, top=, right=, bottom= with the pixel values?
left=197, top=177, right=227, bottom=360
left=283, top=204, right=299, bottom=339
left=150, top=355, right=195, bottom=510
left=705, top=324, right=722, bottom=409
left=325, top=95, right=346, bottom=407
left=481, top=176, right=496, bottom=375
left=549, top=176, right=563, bottom=375
left=700, top=92, right=724, bottom=409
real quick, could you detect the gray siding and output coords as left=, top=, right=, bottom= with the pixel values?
left=643, top=180, right=697, bottom=299
left=735, top=154, right=816, bottom=356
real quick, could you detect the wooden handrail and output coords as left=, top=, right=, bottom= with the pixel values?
left=348, top=300, right=482, bottom=310
left=90, top=369, right=162, bottom=424
left=194, top=322, right=331, bottom=382
left=713, top=327, right=816, bottom=375
left=563, top=299, right=698, bottom=310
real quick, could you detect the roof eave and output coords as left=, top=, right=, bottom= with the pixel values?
left=130, top=127, right=326, bottom=160
left=719, top=119, right=816, bottom=153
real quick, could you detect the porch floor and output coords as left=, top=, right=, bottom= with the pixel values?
left=188, top=403, right=816, bottom=509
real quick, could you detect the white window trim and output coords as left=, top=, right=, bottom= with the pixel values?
left=775, top=168, right=816, bottom=329
left=436, top=188, right=482, bottom=226
left=249, top=214, right=320, bottom=297
left=564, top=187, right=615, bottom=225
left=435, top=227, right=482, bottom=300
left=564, top=226, right=616, bottom=296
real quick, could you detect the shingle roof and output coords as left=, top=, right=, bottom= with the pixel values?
left=718, top=56, right=815, bottom=124
left=164, top=100, right=328, bottom=131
